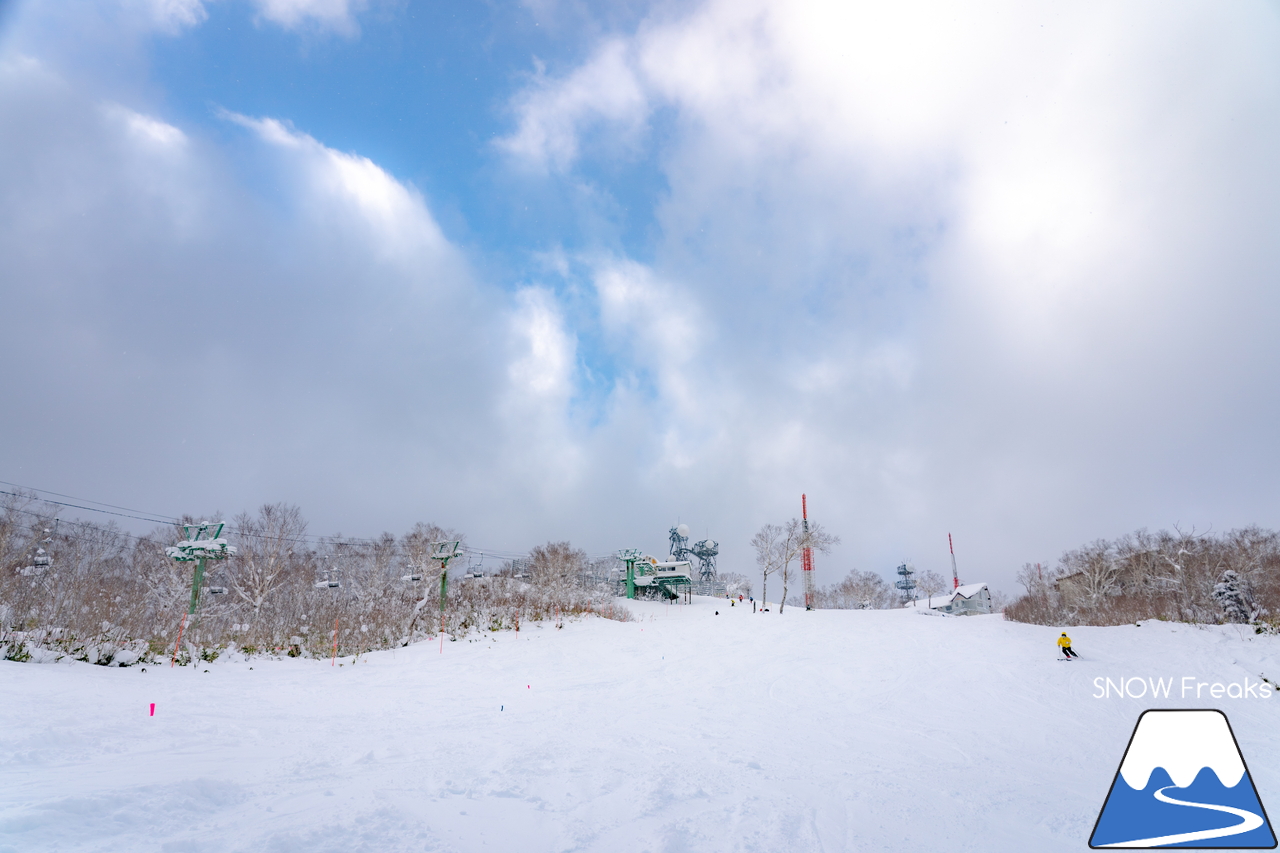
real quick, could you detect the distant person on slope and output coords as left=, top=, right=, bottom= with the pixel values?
left=1058, top=633, right=1079, bottom=659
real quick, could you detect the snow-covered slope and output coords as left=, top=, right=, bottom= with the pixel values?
left=2, top=599, right=1279, bottom=852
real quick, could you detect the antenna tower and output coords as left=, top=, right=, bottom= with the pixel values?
left=895, top=562, right=916, bottom=602
left=669, top=523, right=693, bottom=562
left=691, top=539, right=719, bottom=581
left=801, top=494, right=815, bottom=610
left=949, top=532, right=960, bottom=590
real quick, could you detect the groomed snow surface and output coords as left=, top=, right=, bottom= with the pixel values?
left=3, top=598, right=1279, bottom=852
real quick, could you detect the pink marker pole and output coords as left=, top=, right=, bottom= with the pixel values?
left=149, top=703, right=155, bottom=716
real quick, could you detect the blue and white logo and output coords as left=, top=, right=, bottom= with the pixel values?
left=1090, top=709, right=1276, bottom=848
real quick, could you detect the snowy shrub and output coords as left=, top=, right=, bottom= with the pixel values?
left=0, top=496, right=631, bottom=666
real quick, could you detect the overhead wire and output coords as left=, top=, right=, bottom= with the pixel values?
left=0, top=479, right=180, bottom=522
left=1, top=479, right=621, bottom=561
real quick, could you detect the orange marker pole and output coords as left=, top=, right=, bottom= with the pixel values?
left=170, top=613, right=188, bottom=668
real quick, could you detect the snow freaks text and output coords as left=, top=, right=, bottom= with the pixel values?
left=1092, top=676, right=1275, bottom=700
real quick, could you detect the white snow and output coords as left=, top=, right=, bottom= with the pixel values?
left=165, top=538, right=236, bottom=560
left=1118, top=710, right=1246, bottom=789
left=2, top=601, right=1279, bottom=852
left=952, top=582, right=989, bottom=599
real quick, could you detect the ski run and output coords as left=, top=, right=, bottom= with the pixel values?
left=3, top=598, right=1280, bottom=852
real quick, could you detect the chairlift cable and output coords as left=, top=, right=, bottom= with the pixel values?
left=0, top=479, right=181, bottom=522
left=3, top=479, right=624, bottom=562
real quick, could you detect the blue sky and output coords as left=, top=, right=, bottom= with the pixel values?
left=145, top=1, right=661, bottom=269
left=2, top=0, right=1279, bottom=594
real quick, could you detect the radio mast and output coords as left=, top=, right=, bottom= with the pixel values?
left=949, top=532, right=960, bottom=590
left=802, top=494, right=815, bottom=610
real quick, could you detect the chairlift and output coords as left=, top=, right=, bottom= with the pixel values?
left=314, top=566, right=341, bottom=589
left=401, top=572, right=423, bottom=582
left=208, top=586, right=229, bottom=595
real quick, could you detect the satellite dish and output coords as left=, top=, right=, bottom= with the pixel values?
left=676, top=523, right=690, bottom=538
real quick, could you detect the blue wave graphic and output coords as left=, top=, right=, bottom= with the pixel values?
left=1091, top=766, right=1276, bottom=848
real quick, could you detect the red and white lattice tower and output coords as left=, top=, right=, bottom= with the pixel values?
left=949, top=532, right=961, bottom=590
left=802, top=494, right=815, bottom=610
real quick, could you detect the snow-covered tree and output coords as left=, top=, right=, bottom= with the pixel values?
left=1212, top=570, right=1255, bottom=624
left=1015, top=562, right=1053, bottom=597
left=751, top=523, right=785, bottom=610
left=227, top=503, right=309, bottom=615
left=529, top=541, right=586, bottom=589
left=812, top=569, right=895, bottom=609
left=917, top=570, right=948, bottom=605
left=778, top=517, right=838, bottom=614
left=721, top=572, right=752, bottom=598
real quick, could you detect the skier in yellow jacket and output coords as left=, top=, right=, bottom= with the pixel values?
left=1058, top=632, right=1079, bottom=659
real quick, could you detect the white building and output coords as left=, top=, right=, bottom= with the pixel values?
left=905, top=583, right=993, bottom=616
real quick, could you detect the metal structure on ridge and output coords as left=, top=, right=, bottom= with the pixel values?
left=430, top=540, right=461, bottom=653
left=617, top=547, right=693, bottom=602
left=616, top=519, right=721, bottom=600
left=949, top=532, right=961, bottom=590
left=895, top=561, right=917, bottom=602
left=801, top=494, right=815, bottom=610
left=430, top=540, right=461, bottom=611
left=668, top=524, right=693, bottom=564
left=20, top=519, right=57, bottom=578
left=690, top=538, right=719, bottom=581
left=166, top=521, right=236, bottom=666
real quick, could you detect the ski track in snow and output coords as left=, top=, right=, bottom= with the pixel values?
left=1, top=601, right=1279, bottom=852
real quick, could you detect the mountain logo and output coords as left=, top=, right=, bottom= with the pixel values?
left=1090, top=709, right=1276, bottom=848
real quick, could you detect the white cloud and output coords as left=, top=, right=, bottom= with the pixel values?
left=509, top=286, right=576, bottom=401
left=496, top=0, right=1280, bottom=587
left=129, top=0, right=209, bottom=33
left=497, top=40, right=649, bottom=172
left=103, top=103, right=188, bottom=148
left=4, top=0, right=1280, bottom=596
left=220, top=110, right=455, bottom=265
left=249, top=0, right=367, bottom=34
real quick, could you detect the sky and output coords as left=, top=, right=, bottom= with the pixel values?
left=2, top=0, right=1279, bottom=595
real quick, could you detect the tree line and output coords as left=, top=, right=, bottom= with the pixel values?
left=1004, top=526, right=1280, bottom=629
left=0, top=492, right=627, bottom=666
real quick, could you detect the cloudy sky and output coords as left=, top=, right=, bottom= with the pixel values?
left=2, top=0, right=1278, bottom=594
